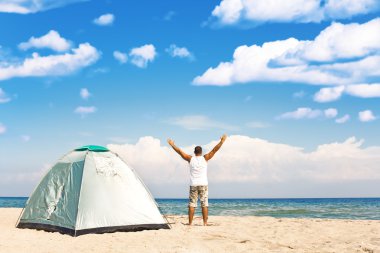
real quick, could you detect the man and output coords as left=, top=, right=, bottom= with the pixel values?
left=167, top=134, right=227, bottom=226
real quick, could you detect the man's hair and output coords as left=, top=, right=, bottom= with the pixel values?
left=194, top=146, right=202, bottom=155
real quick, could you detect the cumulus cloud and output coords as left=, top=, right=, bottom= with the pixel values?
left=80, top=88, right=91, bottom=100
left=0, top=0, right=86, bottom=14
left=74, top=106, right=97, bottom=117
left=278, top=108, right=322, bottom=120
left=113, top=50, right=128, bottom=64
left=108, top=135, right=380, bottom=187
left=278, top=107, right=339, bottom=120
left=93, top=13, right=115, bottom=26
left=280, top=18, right=380, bottom=63
left=129, top=44, right=156, bottom=68
left=314, top=86, right=345, bottom=102
left=165, top=44, right=194, bottom=60
left=345, top=83, right=380, bottom=98
left=359, top=110, right=376, bottom=122
left=0, top=88, right=11, bottom=103
left=194, top=18, right=380, bottom=87
left=324, top=108, right=338, bottom=118
left=0, top=123, right=6, bottom=134
left=210, top=0, right=379, bottom=26
left=314, top=83, right=380, bottom=102
left=18, top=30, right=71, bottom=52
left=335, top=114, right=350, bottom=124
left=0, top=43, right=99, bottom=81
left=167, top=115, right=239, bottom=131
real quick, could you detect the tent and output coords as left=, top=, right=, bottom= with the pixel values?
left=16, top=145, right=170, bottom=236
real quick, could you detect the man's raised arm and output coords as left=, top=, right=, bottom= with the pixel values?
left=204, top=134, right=227, bottom=161
left=167, top=139, right=192, bottom=162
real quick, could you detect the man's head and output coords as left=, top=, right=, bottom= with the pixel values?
left=194, top=146, right=202, bottom=156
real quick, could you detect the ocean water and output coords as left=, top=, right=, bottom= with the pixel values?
left=1, top=197, right=379, bottom=220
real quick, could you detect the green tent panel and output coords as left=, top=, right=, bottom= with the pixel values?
left=74, top=145, right=109, bottom=152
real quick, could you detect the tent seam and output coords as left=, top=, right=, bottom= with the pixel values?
left=73, top=150, right=88, bottom=236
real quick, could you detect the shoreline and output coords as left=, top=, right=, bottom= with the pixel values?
left=2, top=196, right=380, bottom=199
left=1, top=208, right=380, bottom=253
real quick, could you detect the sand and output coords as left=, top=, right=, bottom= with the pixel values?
left=0, top=208, right=379, bottom=253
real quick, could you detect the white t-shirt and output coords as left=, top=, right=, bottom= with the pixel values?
left=189, top=156, right=208, bottom=186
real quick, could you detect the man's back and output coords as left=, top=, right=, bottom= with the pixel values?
left=189, top=156, right=208, bottom=186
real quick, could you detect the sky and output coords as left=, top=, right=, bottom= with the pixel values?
left=1, top=0, right=380, bottom=198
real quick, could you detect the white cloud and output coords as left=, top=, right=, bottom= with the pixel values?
left=278, top=107, right=338, bottom=120
left=0, top=43, right=99, bottom=81
left=280, top=18, right=380, bottom=63
left=18, top=30, right=71, bottom=52
left=324, top=108, right=338, bottom=118
left=167, top=115, right=239, bottom=131
left=314, top=83, right=380, bottom=103
left=74, top=106, right=97, bottom=117
left=80, top=88, right=91, bottom=100
left=108, top=135, right=380, bottom=187
left=0, top=88, right=11, bottom=103
left=194, top=18, right=380, bottom=87
left=345, top=83, right=380, bottom=98
left=165, top=44, right=193, bottom=60
left=21, top=135, right=31, bottom=142
left=314, top=86, right=345, bottom=102
left=129, top=44, right=156, bottom=68
left=278, top=107, right=322, bottom=120
left=0, top=0, right=86, bottom=14
left=93, top=13, right=115, bottom=26
left=113, top=50, right=128, bottom=64
left=0, top=123, right=6, bottom=134
left=324, top=0, right=378, bottom=19
left=210, top=0, right=379, bottom=26
left=359, top=110, right=376, bottom=122
left=335, top=114, right=350, bottom=124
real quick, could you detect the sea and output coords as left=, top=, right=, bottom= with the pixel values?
left=1, top=197, right=379, bottom=220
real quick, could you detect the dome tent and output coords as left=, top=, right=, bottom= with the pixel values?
left=16, top=145, right=169, bottom=236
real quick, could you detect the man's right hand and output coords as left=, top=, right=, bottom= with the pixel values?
left=167, top=139, right=175, bottom=146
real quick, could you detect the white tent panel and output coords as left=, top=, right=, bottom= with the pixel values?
left=75, top=151, right=166, bottom=230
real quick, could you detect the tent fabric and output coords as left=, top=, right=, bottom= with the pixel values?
left=16, top=146, right=169, bottom=236
left=74, top=145, right=109, bottom=152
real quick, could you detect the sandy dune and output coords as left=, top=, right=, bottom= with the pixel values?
left=0, top=208, right=379, bottom=253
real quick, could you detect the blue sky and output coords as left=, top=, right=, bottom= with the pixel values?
left=1, top=0, right=380, bottom=197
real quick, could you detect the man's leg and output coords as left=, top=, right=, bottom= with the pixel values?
left=199, top=186, right=209, bottom=226
left=188, top=206, right=195, bottom=225
left=201, top=206, right=208, bottom=225
left=188, top=186, right=198, bottom=225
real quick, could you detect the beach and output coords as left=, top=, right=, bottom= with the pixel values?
left=1, top=208, right=379, bottom=253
